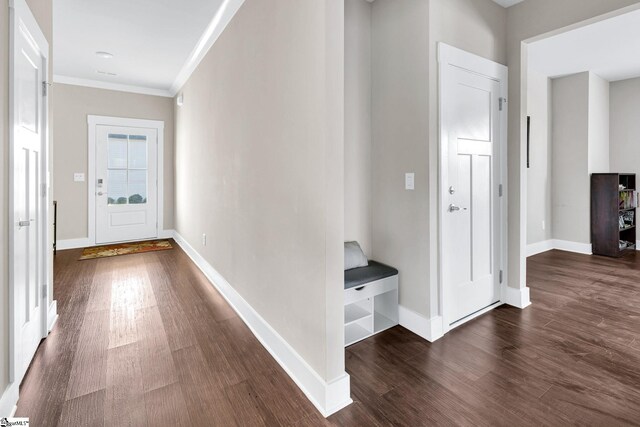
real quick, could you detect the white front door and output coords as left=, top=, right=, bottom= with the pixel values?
left=10, top=0, right=49, bottom=382
left=440, top=44, right=507, bottom=326
left=95, top=126, right=158, bottom=244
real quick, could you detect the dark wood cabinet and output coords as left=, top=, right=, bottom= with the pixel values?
left=591, top=173, right=636, bottom=257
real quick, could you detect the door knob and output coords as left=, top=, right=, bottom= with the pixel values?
left=97, top=191, right=104, bottom=196
left=448, top=204, right=461, bottom=212
left=18, top=220, right=30, bottom=227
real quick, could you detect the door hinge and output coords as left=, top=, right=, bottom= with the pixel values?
left=499, top=184, right=503, bottom=197
left=41, top=183, right=47, bottom=198
left=499, top=97, right=507, bottom=111
left=42, top=81, right=51, bottom=97
left=499, top=270, right=503, bottom=284
left=42, top=284, right=48, bottom=298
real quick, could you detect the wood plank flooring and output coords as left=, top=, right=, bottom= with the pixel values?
left=16, top=246, right=640, bottom=425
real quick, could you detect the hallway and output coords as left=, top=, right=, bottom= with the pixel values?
left=16, top=244, right=640, bottom=425
left=15, top=242, right=320, bottom=425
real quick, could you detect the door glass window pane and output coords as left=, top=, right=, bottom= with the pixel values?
left=128, top=136, right=147, bottom=169
left=108, top=134, right=128, bottom=169
left=106, top=133, right=149, bottom=205
left=108, top=170, right=128, bottom=205
left=128, top=170, right=147, bottom=204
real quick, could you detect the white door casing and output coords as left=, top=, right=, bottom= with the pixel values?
left=9, top=0, right=50, bottom=384
left=439, top=43, right=508, bottom=331
left=88, top=116, right=165, bottom=246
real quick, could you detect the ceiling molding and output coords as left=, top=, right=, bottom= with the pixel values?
left=53, top=75, right=174, bottom=98
left=169, top=0, right=246, bottom=96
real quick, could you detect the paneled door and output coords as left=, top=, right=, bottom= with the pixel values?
left=440, top=44, right=507, bottom=327
left=10, top=0, right=49, bottom=383
left=95, top=126, right=158, bottom=244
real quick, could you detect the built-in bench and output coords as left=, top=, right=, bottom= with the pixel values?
left=344, top=261, right=399, bottom=346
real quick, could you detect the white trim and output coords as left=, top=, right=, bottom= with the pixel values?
left=451, top=301, right=505, bottom=329
left=527, top=239, right=594, bottom=257
left=47, top=301, right=58, bottom=332
left=172, top=231, right=352, bottom=417
left=170, top=0, right=245, bottom=95
left=57, top=237, right=92, bottom=250
left=505, top=286, right=531, bottom=309
left=438, top=43, right=511, bottom=336
left=527, top=239, right=554, bottom=257
left=399, top=306, right=444, bottom=342
left=9, top=0, right=51, bottom=387
left=53, top=75, right=173, bottom=98
left=552, top=239, right=592, bottom=255
left=87, top=115, right=165, bottom=247
left=0, top=382, right=19, bottom=417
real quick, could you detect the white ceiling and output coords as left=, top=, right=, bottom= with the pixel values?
left=53, top=0, right=227, bottom=96
left=528, top=8, right=640, bottom=82
left=491, top=0, right=525, bottom=7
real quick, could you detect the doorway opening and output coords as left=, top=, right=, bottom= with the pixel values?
left=438, top=43, right=509, bottom=332
left=87, top=116, right=165, bottom=246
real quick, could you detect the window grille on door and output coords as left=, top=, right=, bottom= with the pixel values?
left=107, top=133, right=148, bottom=205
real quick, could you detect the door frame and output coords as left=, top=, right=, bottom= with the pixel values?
left=438, top=43, right=508, bottom=335
left=8, top=0, right=50, bottom=383
left=87, top=115, right=165, bottom=246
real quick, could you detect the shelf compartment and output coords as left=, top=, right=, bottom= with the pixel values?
left=374, top=312, right=396, bottom=334
left=345, top=322, right=372, bottom=346
left=345, top=301, right=373, bottom=326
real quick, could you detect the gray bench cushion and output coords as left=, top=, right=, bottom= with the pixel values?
left=344, top=261, right=398, bottom=290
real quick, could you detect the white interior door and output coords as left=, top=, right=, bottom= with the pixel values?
left=95, top=126, right=158, bottom=244
left=441, top=44, right=506, bottom=326
left=10, top=0, right=48, bottom=383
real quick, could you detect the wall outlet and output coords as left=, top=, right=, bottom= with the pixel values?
left=74, top=172, right=85, bottom=182
left=542, top=220, right=546, bottom=230
left=202, top=234, right=207, bottom=246
left=405, top=173, right=415, bottom=190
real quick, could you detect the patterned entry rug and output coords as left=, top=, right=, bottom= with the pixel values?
left=79, top=240, right=173, bottom=260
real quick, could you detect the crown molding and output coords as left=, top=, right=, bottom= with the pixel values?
left=169, top=0, right=245, bottom=96
left=53, top=75, right=173, bottom=98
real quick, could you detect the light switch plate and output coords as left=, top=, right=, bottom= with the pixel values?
left=74, top=173, right=85, bottom=182
left=405, top=173, right=415, bottom=190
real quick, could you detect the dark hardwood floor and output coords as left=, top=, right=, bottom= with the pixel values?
left=16, top=245, right=640, bottom=425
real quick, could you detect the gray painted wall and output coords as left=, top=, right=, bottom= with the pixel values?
left=174, top=0, right=345, bottom=381
left=610, top=77, right=640, bottom=180
left=345, top=0, right=373, bottom=257
left=588, top=73, right=610, bottom=175
left=551, top=73, right=590, bottom=245
left=526, top=69, right=552, bottom=245
left=371, top=0, right=431, bottom=317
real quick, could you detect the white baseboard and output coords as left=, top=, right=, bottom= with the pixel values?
left=398, top=306, right=443, bottom=342
left=48, top=300, right=58, bottom=332
left=0, top=382, right=19, bottom=417
left=527, top=239, right=592, bottom=257
left=56, top=237, right=91, bottom=250
left=552, top=239, right=592, bottom=255
left=172, top=231, right=351, bottom=417
left=505, top=286, right=531, bottom=309
left=56, top=230, right=176, bottom=251
left=527, top=239, right=554, bottom=257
